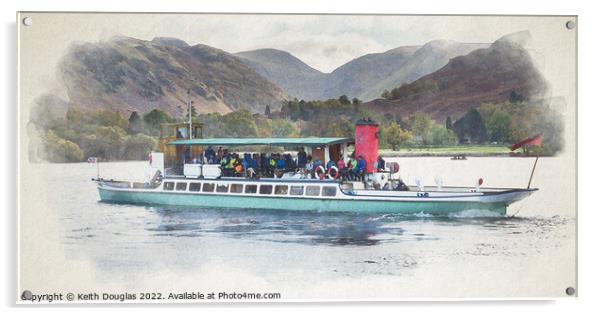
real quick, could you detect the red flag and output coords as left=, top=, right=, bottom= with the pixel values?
left=509, top=134, right=543, bottom=151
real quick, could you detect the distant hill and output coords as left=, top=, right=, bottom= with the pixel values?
left=236, top=41, right=487, bottom=101
left=235, top=48, right=328, bottom=100
left=366, top=31, right=548, bottom=122
left=324, top=46, right=420, bottom=100
left=58, top=36, right=288, bottom=116
left=358, top=40, right=489, bottom=100
left=43, top=32, right=545, bottom=123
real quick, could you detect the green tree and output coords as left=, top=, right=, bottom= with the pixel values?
left=268, top=118, right=296, bottom=137
left=382, top=122, right=412, bottom=150
left=42, top=130, right=84, bottom=162
left=185, top=104, right=198, bottom=123
left=221, top=110, right=258, bottom=137
left=510, top=91, right=525, bottom=103
left=127, top=111, right=145, bottom=134
left=430, top=126, right=458, bottom=146
left=410, top=112, right=433, bottom=146
left=80, top=126, right=127, bottom=160
left=123, top=133, right=157, bottom=160
left=198, top=112, right=226, bottom=137
left=445, top=116, right=453, bottom=130
left=338, top=95, right=351, bottom=105
left=452, top=107, right=487, bottom=144
left=143, top=109, right=175, bottom=135
left=381, top=89, right=391, bottom=99
left=94, top=109, right=128, bottom=130
left=485, top=110, right=512, bottom=143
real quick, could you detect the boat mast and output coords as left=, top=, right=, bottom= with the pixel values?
left=187, top=89, right=192, bottom=140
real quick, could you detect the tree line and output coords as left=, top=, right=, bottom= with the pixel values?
left=30, top=94, right=564, bottom=163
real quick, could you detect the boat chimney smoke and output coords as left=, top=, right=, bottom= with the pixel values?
left=355, top=118, right=379, bottom=174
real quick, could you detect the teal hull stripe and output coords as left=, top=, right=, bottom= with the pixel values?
left=99, top=188, right=507, bottom=215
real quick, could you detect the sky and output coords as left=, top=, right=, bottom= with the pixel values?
left=18, top=13, right=572, bottom=73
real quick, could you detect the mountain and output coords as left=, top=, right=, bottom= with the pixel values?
left=235, top=49, right=328, bottom=100
left=236, top=46, right=422, bottom=100
left=323, top=46, right=420, bottom=100
left=47, top=32, right=544, bottom=123
left=236, top=41, right=487, bottom=101
left=365, top=31, right=548, bottom=122
left=58, top=36, right=288, bottom=116
left=358, top=40, right=489, bottom=100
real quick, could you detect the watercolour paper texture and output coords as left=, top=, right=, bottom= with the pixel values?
left=17, top=13, right=577, bottom=302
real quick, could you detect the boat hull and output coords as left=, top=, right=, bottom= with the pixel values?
left=98, top=187, right=510, bottom=215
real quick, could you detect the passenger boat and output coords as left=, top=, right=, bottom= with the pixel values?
left=94, top=120, right=537, bottom=215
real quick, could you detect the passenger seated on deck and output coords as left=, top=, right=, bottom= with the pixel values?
left=326, top=159, right=335, bottom=170
left=377, top=155, right=386, bottom=172
left=276, top=155, right=286, bottom=171
left=357, top=155, right=367, bottom=181
left=269, top=154, right=279, bottom=176
left=224, top=154, right=236, bottom=177
left=250, top=154, right=259, bottom=171
left=305, top=155, right=313, bottom=178
left=297, top=148, right=307, bottom=170
left=337, top=158, right=348, bottom=180
left=204, top=146, right=215, bottom=164
left=284, top=154, right=295, bottom=171
left=234, top=163, right=243, bottom=176
left=313, top=157, right=322, bottom=169
left=347, top=157, right=358, bottom=180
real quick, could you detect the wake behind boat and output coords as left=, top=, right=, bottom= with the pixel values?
left=94, top=119, right=537, bottom=215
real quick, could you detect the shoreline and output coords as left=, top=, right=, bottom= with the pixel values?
left=380, top=152, right=549, bottom=158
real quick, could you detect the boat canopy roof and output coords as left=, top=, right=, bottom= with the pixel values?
left=168, top=137, right=353, bottom=147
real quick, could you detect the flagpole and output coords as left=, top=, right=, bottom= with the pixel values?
left=97, top=158, right=100, bottom=180
left=527, top=154, right=539, bottom=189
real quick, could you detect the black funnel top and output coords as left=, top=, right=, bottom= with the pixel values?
left=356, top=118, right=379, bottom=126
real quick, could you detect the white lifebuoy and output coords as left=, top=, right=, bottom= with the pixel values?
left=314, top=165, right=326, bottom=179
left=327, top=166, right=339, bottom=180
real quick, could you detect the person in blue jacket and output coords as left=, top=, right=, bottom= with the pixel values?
left=357, top=155, right=367, bottom=181
left=204, top=146, right=215, bottom=164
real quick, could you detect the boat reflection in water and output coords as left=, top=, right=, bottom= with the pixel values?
left=146, top=206, right=523, bottom=246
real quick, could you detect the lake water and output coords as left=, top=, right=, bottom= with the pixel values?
left=18, top=157, right=577, bottom=299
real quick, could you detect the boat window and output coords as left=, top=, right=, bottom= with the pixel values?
left=202, top=183, right=215, bottom=192
left=161, top=125, right=175, bottom=138
left=322, top=186, right=337, bottom=197
left=163, top=182, right=174, bottom=191
left=177, top=127, right=188, bottom=138
left=274, top=185, right=288, bottom=195
left=259, top=185, right=273, bottom=195
left=306, top=186, right=320, bottom=196
left=176, top=182, right=187, bottom=191
left=194, top=127, right=202, bottom=139
left=216, top=184, right=228, bottom=193
left=290, top=185, right=304, bottom=196
left=189, top=182, right=201, bottom=192
left=230, top=184, right=243, bottom=193
left=245, top=185, right=258, bottom=194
